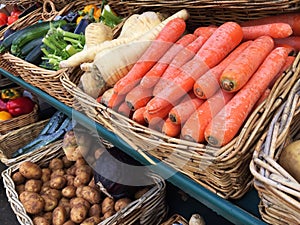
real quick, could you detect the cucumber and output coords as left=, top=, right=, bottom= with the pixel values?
left=0, top=28, right=25, bottom=53
left=21, top=36, right=43, bottom=57
left=24, top=43, right=44, bottom=65
left=10, top=20, right=67, bottom=56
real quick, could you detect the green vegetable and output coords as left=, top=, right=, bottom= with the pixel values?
left=10, top=20, right=67, bottom=56
left=20, top=36, right=43, bottom=57
left=100, top=4, right=122, bottom=28
left=0, top=29, right=25, bottom=53
left=41, top=24, right=85, bottom=70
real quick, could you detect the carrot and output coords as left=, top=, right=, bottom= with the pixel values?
left=205, top=46, right=290, bottom=147
left=181, top=90, right=234, bottom=143
left=168, top=97, right=205, bottom=125
left=147, top=21, right=243, bottom=115
left=253, top=88, right=271, bottom=109
left=113, top=18, right=187, bottom=95
left=162, top=118, right=181, bottom=137
left=274, top=36, right=300, bottom=51
left=118, top=101, right=133, bottom=118
left=193, top=40, right=252, bottom=99
left=107, top=92, right=126, bottom=110
left=140, top=34, right=197, bottom=89
left=132, top=106, right=147, bottom=126
left=240, top=13, right=300, bottom=36
left=220, top=35, right=274, bottom=92
left=125, top=84, right=153, bottom=111
left=242, top=23, right=293, bottom=40
left=269, top=55, right=295, bottom=88
left=193, top=26, right=217, bottom=37
left=153, top=28, right=215, bottom=95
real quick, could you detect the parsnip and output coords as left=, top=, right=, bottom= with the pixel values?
left=79, top=9, right=190, bottom=98
left=84, top=23, right=113, bottom=49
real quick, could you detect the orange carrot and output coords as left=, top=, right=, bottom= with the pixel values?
left=253, top=88, right=271, bottom=110
left=140, top=34, right=197, bottom=89
left=274, top=36, right=300, bottom=51
left=181, top=90, right=234, bottom=143
left=168, top=97, right=205, bottom=125
left=205, top=46, right=290, bottom=147
left=193, top=41, right=252, bottom=99
left=269, top=55, right=295, bottom=88
left=153, top=28, right=215, bottom=95
left=242, top=23, right=293, bottom=40
left=193, top=26, right=217, bottom=37
left=125, top=84, right=153, bottom=111
left=113, top=18, right=187, bottom=95
left=147, top=21, right=243, bottom=115
left=118, top=101, right=133, bottom=118
left=107, top=92, right=126, bottom=110
left=132, top=106, right=147, bottom=126
left=220, top=35, right=274, bottom=92
left=162, top=118, right=181, bottom=137
left=240, top=13, right=300, bottom=36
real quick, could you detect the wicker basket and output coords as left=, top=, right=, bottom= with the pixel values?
left=0, top=87, right=39, bottom=135
left=1, top=140, right=168, bottom=225
left=0, top=119, right=49, bottom=166
left=0, top=0, right=140, bottom=108
left=250, top=76, right=300, bottom=223
left=160, top=214, right=188, bottom=225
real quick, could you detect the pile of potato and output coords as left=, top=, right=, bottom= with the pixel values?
left=12, top=156, right=145, bottom=225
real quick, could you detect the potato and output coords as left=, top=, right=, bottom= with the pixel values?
left=81, top=216, right=101, bottom=225
left=62, top=156, right=74, bottom=168
left=50, top=175, right=67, bottom=189
left=66, top=166, right=77, bottom=176
left=51, top=169, right=65, bottom=178
left=19, top=191, right=31, bottom=202
left=64, top=174, right=75, bottom=186
left=89, top=204, right=101, bottom=217
left=70, top=197, right=90, bottom=209
left=33, top=216, right=50, bottom=225
left=102, top=209, right=115, bottom=220
left=75, top=157, right=87, bottom=167
left=101, top=197, right=115, bottom=214
left=49, top=158, right=64, bottom=171
left=61, top=186, right=76, bottom=198
left=19, top=161, right=42, bottom=179
left=62, top=220, right=75, bottom=225
left=81, top=186, right=101, bottom=204
left=75, top=185, right=84, bottom=198
left=42, top=181, right=50, bottom=188
left=41, top=194, right=58, bottom=211
left=58, top=198, right=71, bottom=216
left=20, top=192, right=44, bottom=214
left=75, top=165, right=92, bottom=185
left=52, top=206, right=67, bottom=225
left=73, top=176, right=84, bottom=187
left=41, top=168, right=52, bottom=183
left=43, top=212, right=52, bottom=223
left=70, top=204, right=88, bottom=223
left=16, top=184, right=25, bottom=195
left=25, top=179, right=42, bottom=193
left=88, top=177, right=96, bottom=189
left=41, top=187, right=62, bottom=200
left=114, top=198, right=132, bottom=212
left=12, top=171, right=25, bottom=185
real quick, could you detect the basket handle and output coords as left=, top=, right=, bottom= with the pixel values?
left=42, top=0, right=58, bottom=20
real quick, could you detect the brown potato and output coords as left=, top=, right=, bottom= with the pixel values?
left=51, top=169, right=65, bottom=178
left=73, top=176, right=84, bottom=187
left=62, top=156, right=74, bottom=168
left=75, top=157, right=87, bottom=167
left=49, top=158, right=64, bottom=171
left=12, top=171, right=25, bottom=185
left=21, top=192, right=44, bottom=214
left=25, top=179, right=42, bottom=193
left=114, top=198, right=132, bottom=212
left=61, top=186, right=76, bottom=199
left=41, top=187, right=62, bottom=200
left=19, top=191, right=31, bottom=203
left=41, top=194, right=58, bottom=211
left=70, top=204, right=88, bottom=223
left=89, top=204, right=101, bottom=217
left=62, top=220, right=75, bottom=225
left=19, top=161, right=42, bottom=179
left=101, top=197, right=115, bottom=214
left=70, top=197, right=90, bottom=209
left=43, top=212, right=52, bottom=223
left=50, top=175, right=67, bottom=190
left=52, top=206, right=67, bottom=225
left=58, top=198, right=71, bottom=216
left=33, top=216, right=50, bottom=225
left=80, top=216, right=101, bottom=225
left=42, top=181, right=50, bottom=188
left=16, top=184, right=25, bottom=195
left=88, top=178, right=96, bottom=189
left=75, top=165, right=92, bottom=185
left=102, top=209, right=115, bottom=220
left=81, top=186, right=101, bottom=204
left=64, top=174, right=75, bottom=186
left=75, top=185, right=84, bottom=198
left=41, top=168, right=51, bottom=183
left=66, top=166, right=77, bottom=176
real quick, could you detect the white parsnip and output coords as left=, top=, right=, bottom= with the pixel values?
left=84, top=23, right=113, bottom=48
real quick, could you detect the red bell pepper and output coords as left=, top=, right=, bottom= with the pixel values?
left=0, top=13, right=8, bottom=26
left=0, top=99, right=7, bottom=111
left=7, top=15, right=19, bottom=25
left=6, top=97, right=35, bottom=117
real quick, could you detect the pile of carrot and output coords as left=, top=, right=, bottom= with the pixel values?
left=98, top=13, right=298, bottom=147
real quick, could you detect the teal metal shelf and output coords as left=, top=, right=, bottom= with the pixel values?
left=0, top=68, right=267, bottom=225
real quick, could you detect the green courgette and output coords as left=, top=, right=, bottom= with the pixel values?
left=10, top=20, right=67, bottom=56
left=21, top=36, right=43, bottom=57
left=0, top=29, right=25, bottom=53
left=24, top=43, right=44, bottom=65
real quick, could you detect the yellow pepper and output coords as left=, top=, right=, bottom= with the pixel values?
left=1, top=88, right=21, bottom=100
left=83, top=4, right=97, bottom=14
left=76, top=15, right=84, bottom=24
left=0, top=111, right=13, bottom=121
left=94, top=8, right=101, bottom=20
